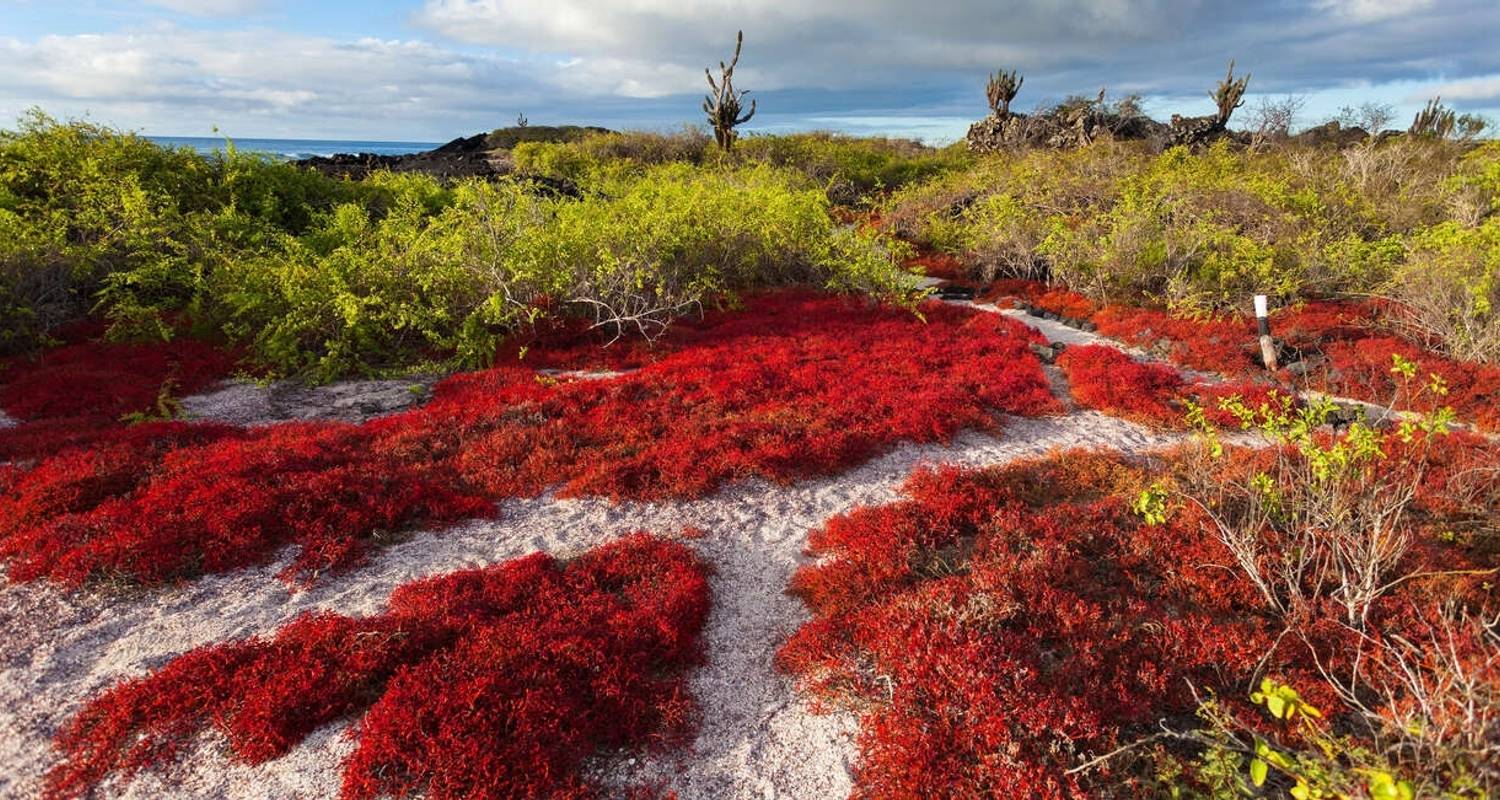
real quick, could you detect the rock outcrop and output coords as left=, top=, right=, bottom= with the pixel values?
left=965, top=106, right=1167, bottom=153
left=297, top=133, right=503, bottom=180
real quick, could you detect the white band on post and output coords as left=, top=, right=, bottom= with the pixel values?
left=1253, top=294, right=1268, bottom=318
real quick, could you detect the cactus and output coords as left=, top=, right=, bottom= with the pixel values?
left=516, top=112, right=528, bottom=128
left=1410, top=97, right=1456, bottom=138
left=1212, top=60, right=1249, bottom=126
left=986, top=69, right=1024, bottom=117
left=703, top=31, right=756, bottom=151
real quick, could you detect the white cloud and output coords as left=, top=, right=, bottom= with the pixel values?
left=1420, top=74, right=1500, bottom=102
left=2, top=1, right=1498, bottom=141
left=1315, top=0, right=1434, bottom=23
left=142, top=0, right=266, bottom=16
left=0, top=28, right=549, bottom=138
left=414, top=0, right=1190, bottom=96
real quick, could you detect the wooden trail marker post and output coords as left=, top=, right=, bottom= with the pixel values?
left=1255, top=294, right=1278, bottom=371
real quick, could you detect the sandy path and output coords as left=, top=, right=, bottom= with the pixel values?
left=0, top=410, right=1191, bottom=800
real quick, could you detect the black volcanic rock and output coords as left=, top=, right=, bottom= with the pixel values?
left=297, top=133, right=502, bottom=180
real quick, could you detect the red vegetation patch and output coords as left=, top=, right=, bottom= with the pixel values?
left=1090, top=302, right=1500, bottom=430
left=1056, top=344, right=1293, bottom=428
left=1056, top=344, right=1185, bottom=424
left=0, top=338, right=239, bottom=422
left=777, top=446, right=1496, bottom=798
left=778, top=453, right=1284, bottom=797
left=983, top=279, right=1097, bottom=319
left=1092, top=306, right=1256, bottom=375
left=1, top=291, right=1060, bottom=587
left=903, top=252, right=966, bottom=281
left=1318, top=336, right=1500, bottom=432
left=45, top=533, right=710, bottom=800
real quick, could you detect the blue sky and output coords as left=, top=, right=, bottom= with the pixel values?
left=2, top=0, right=1498, bottom=143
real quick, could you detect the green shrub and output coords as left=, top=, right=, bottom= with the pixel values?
left=0, top=110, right=209, bottom=350
left=512, top=128, right=712, bottom=185
left=1387, top=220, right=1500, bottom=363
left=202, top=164, right=909, bottom=379
left=733, top=132, right=969, bottom=204
left=486, top=124, right=612, bottom=150
left=883, top=137, right=1491, bottom=319
left=0, top=111, right=365, bottom=350
left=517, top=130, right=969, bottom=204
left=3, top=114, right=913, bottom=378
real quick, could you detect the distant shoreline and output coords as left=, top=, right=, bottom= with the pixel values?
left=145, top=135, right=444, bottom=160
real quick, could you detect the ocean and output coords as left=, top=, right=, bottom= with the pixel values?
left=146, top=136, right=444, bottom=160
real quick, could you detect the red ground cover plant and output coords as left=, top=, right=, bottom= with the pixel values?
left=1, top=291, right=1061, bottom=587
left=1055, top=344, right=1293, bottom=428
left=777, top=445, right=1497, bottom=799
left=981, top=279, right=1097, bottom=319
left=1318, top=336, right=1500, bottom=431
left=0, top=334, right=243, bottom=464
left=903, top=252, right=965, bottom=281
left=45, top=533, right=710, bottom=800
left=778, top=452, right=1288, bottom=798
left=1092, top=306, right=1257, bottom=375
left=1090, top=302, right=1500, bottom=430
left=0, top=338, right=239, bottom=422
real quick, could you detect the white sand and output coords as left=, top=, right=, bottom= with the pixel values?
left=179, top=377, right=439, bottom=426
left=0, top=408, right=1195, bottom=800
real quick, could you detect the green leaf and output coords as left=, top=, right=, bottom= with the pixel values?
left=1249, top=757, right=1268, bottom=787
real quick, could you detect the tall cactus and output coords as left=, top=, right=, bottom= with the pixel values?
left=704, top=31, right=756, bottom=151
left=1212, top=60, right=1249, bottom=126
left=986, top=69, right=1024, bottom=117
left=1410, top=97, right=1456, bottom=138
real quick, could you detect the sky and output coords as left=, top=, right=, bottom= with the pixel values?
left=1, top=0, right=1498, bottom=143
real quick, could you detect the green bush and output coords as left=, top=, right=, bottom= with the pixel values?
left=512, top=128, right=712, bottom=185
left=733, top=132, right=970, bottom=203
left=1387, top=220, right=1500, bottom=363
left=201, top=164, right=909, bottom=379
left=0, top=111, right=366, bottom=350
left=517, top=130, right=968, bottom=204
left=2, top=114, right=910, bottom=378
left=883, top=136, right=1491, bottom=325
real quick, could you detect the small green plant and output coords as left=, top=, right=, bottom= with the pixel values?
left=1133, top=480, right=1171, bottom=525
left=1183, top=357, right=1453, bottom=628
left=1191, top=679, right=1418, bottom=800
left=120, top=378, right=184, bottom=424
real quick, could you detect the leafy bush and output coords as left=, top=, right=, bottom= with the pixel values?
left=3, top=116, right=916, bottom=379
left=883, top=136, right=1490, bottom=326
left=203, top=163, right=910, bottom=379
left=1159, top=387, right=1497, bottom=798
left=517, top=130, right=968, bottom=204
left=733, top=132, right=969, bottom=203
left=45, top=533, right=710, bottom=800
left=511, top=127, right=711, bottom=183
left=486, top=122, right=612, bottom=150
left=1386, top=220, right=1500, bottom=364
